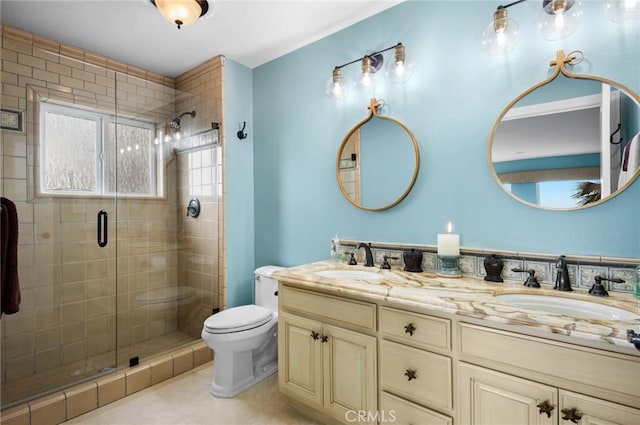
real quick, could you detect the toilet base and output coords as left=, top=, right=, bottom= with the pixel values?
left=207, top=328, right=278, bottom=398
left=209, top=359, right=277, bottom=398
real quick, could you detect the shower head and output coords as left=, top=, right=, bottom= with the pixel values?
left=170, top=110, right=196, bottom=129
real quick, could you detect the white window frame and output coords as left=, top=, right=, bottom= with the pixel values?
left=39, top=102, right=160, bottom=198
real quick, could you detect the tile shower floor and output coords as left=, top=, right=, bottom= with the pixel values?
left=2, top=331, right=196, bottom=407
left=64, top=362, right=321, bottom=425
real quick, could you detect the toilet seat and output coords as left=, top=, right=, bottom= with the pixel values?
left=203, top=305, right=273, bottom=334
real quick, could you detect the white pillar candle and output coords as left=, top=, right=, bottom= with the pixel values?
left=437, top=222, right=460, bottom=256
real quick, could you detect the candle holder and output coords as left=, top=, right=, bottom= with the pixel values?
left=437, top=255, right=462, bottom=278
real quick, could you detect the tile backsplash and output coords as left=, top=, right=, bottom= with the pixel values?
left=335, top=239, right=639, bottom=295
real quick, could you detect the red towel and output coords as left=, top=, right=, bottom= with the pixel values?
left=1, top=197, right=21, bottom=316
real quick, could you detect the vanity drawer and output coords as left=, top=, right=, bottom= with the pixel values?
left=380, top=306, right=450, bottom=351
left=459, top=323, right=640, bottom=407
left=279, top=285, right=376, bottom=332
left=380, top=340, right=452, bottom=412
left=380, top=391, right=452, bottom=425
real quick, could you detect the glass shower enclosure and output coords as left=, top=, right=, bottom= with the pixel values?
left=0, top=43, right=222, bottom=409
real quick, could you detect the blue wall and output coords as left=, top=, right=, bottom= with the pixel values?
left=495, top=153, right=601, bottom=173
left=247, top=1, right=639, bottom=270
left=224, top=58, right=256, bottom=307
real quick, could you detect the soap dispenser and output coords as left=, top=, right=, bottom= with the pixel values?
left=330, top=235, right=342, bottom=262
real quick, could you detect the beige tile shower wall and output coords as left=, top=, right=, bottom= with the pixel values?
left=176, top=147, right=222, bottom=337
left=174, top=57, right=225, bottom=335
left=0, top=25, right=183, bottom=387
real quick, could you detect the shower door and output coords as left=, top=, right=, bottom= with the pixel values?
left=0, top=65, right=120, bottom=408
left=0, top=41, right=216, bottom=409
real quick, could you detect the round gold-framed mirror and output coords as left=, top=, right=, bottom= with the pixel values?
left=337, top=98, right=420, bottom=211
left=488, top=50, right=640, bottom=210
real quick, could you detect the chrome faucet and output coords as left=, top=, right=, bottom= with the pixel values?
left=355, top=242, right=374, bottom=267
left=554, top=255, right=572, bottom=292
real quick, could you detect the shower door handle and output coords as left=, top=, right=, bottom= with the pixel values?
left=97, top=210, right=108, bottom=248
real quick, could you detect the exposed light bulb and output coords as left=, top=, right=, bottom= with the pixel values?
left=355, top=56, right=376, bottom=94
left=325, top=68, right=347, bottom=100
left=497, top=32, right=506, bottom=47
left=482, top=8, right=520, bottom=56
left=554, top=11, right=566, bottom=30
left=119, top=148, right=125, bottom=154
left=164, top=133, right=172, bottom=143
left=537, top=0, right=583, bottom=41
left=174, top=131, right=182, bottom=140
left=135, top=144, right=140, bottom=150
left=605, top=0, right=640, bottom=22
left=386, top=44, right=415, bottom=84
left=126, top=146, right=132, bottom=152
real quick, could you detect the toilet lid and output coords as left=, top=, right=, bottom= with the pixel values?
left=203, top=305, right=273, bottom=333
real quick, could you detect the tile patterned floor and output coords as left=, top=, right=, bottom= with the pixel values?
left=64, top=362, right=322, bottom=425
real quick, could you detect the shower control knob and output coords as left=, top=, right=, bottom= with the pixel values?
left=186, top=198, right=201, bottom=218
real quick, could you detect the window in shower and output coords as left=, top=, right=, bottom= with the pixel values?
left=40, top=102, right=161, bottom=197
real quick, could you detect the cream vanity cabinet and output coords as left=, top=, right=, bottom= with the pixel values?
left=379, top=306, right=454, bottom=425
left=458, top=323, right=640, bottom=425
left=278, top=285, right=378, bottom=423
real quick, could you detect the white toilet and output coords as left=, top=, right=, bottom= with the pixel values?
left=201, top=265, right=283, bottom=398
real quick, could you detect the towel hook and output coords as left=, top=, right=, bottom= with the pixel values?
left=610, top=123, right=622, bottom=145
left=237, top=121, right=247, bottom=140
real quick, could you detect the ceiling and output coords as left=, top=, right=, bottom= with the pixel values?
left=0, top=0, right=403, bottom=78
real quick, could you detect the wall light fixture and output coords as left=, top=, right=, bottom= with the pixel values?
left=482, top=0, right=584, bottom=56
left=326, top=43, right=414, bottom=101
left=483, top=0, right=638, bottom=56
left=151, top=0, right=209, bottom=29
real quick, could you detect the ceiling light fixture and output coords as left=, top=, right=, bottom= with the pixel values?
left=151, top=0, right=209, bottom=29
left=325, top=43, right=414, bottom=100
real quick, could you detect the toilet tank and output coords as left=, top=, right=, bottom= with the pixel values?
left=255, top=266, right=284, bottom=313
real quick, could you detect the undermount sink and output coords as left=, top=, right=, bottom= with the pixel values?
left=314, top=269, right=383, bottom=281
left=494, top=294, right=640, bottom=321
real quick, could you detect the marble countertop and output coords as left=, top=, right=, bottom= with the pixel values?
left=274, top=261, right=640, bottom=356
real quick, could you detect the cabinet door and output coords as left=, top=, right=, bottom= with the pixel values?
left=323, top=323, right=377, bottom=421
left=278, top=312, right=323, bottom=408
left=559, top=390, right=640, bottom=425
left=459, top=363, right=558, bottom=425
